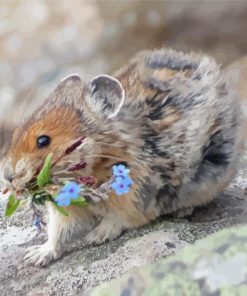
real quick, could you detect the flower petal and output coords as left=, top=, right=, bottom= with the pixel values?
left=112, top=164, right=130, bottom=177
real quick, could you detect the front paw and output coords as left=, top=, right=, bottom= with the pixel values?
left=24, top=243, right=61, bottom=267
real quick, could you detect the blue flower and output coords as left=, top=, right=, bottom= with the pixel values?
left=55, top=193, right=71, bottom=207
left=60, top=182, right=81, bottom=199
left=111, top=175, right=133, bottom=196
left=34, top=215, right=41, bottom=230
left=112, top=164, right=130, bottom=177
left=55, top=182, right=81, bottom=207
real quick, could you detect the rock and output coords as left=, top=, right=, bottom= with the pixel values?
left=89, top=224, right=247, bottom=296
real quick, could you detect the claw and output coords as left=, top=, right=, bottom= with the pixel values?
left=24, top=243, right=60, bottom=267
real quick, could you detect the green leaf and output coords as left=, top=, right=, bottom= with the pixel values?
left=53, top=202, right=69, bottom=216
left=70, top=196, right=88, bottom=206
left=37, top=153, right=52, bottom=188
left=4, top=194, right=21, bottom=217
left=70, top=200, right=88, bottom=206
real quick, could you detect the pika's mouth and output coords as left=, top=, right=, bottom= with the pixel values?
left=1, top=136, right=88, bottom=198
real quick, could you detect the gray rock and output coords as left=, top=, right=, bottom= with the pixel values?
left=89, top=224, right=247, bottom=296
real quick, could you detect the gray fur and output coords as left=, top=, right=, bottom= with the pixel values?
left=146, top=48, right=198, bottom=71
left=114, top=49, right=244, bottom=215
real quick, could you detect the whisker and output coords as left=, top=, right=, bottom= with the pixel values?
left=86, top=154, right=122, bottom=161
left=53, top=170, right=72, bottom=175
left=93, top=141, right=126, bottom=148
left=86, top=154, right=141, bottom=173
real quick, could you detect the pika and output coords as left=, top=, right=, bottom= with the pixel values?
left=1, top=49, right=245, bottom=266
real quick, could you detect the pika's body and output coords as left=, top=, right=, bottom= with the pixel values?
left=1, top=49, right=245, bottom=266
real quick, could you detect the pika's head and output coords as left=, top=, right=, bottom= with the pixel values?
left=1, top=74, right=125, bottom=192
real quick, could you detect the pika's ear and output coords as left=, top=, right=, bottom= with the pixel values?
left=85, top=75, right=125, bottom=118
left=60, top=74, right=82, bottom=86
left=51, top=74, right=83, bottom=103
left=54, top=74, right=82, bottom=93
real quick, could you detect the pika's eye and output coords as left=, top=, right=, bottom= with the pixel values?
left=37, top=135, right=51, bottom=148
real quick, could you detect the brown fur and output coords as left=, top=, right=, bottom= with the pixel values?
left=10, top=107, right=82, bottom=166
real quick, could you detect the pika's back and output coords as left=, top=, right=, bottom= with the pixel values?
left=113, top=49, right=243, bottom=189
left=114, top=49, right=219, bottom=104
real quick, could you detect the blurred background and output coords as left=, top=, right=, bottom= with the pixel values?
left=0, top=0, right=247, bottom=149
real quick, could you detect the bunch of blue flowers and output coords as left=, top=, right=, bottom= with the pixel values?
left=3, top=151, right=134, bottom=232
left=111, top=164, right=133, bottom=195
left=55, top=164, right=133, bottom=207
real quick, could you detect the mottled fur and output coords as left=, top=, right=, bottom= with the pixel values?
left=1, top=49, right=245, bottom=266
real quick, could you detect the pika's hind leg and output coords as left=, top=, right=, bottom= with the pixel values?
left=156, top=116, right=243, bottom=214
left=176, top=126, right=243, bottom=210
left=85, top=214, right=124, bottom=245
left=24, top=203, right=93, bottom=267
left=172, top=207, right=195, bottom=218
